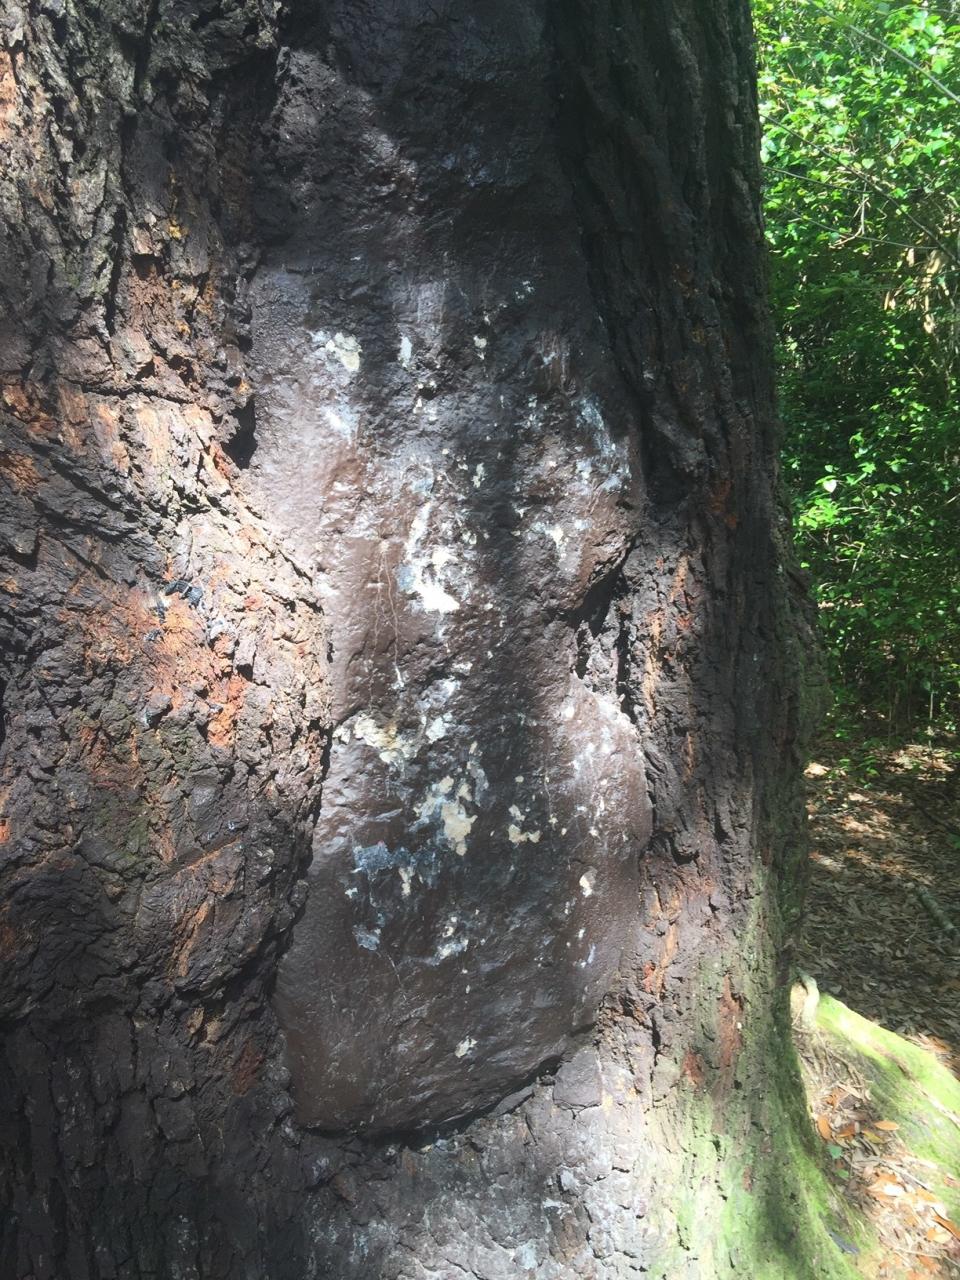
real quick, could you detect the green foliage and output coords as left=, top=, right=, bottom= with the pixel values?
left=755, top=0, right=960, bottom=728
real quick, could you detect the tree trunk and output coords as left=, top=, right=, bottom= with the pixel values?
left=0, top=2, right=829, bottom=1277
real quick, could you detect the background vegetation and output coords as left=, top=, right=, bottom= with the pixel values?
left=755, top=0, right=960, bottom=731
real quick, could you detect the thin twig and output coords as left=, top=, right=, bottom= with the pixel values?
left=803, top=0, right=960, bottom=109
left=774, top=209, right=938, bottom=254
left=760, top=113, right=955, bottom=262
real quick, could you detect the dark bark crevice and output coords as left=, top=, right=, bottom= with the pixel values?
left=222, top=396, right=258, bottom=469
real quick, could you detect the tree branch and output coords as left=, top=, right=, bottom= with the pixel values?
left=803, top=0, right=960, bottom=109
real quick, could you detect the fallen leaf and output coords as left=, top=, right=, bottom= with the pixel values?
left=913, top=1189, right=941, bottom=1206
left=926, top=1225, right=951, bottom=1244
left=874, top=1120, right=900, bottom=1132
left=933, top=1213, right=960, bottom=1240
left=916, top=1258, right=939, bottom=1272
left=869, top=1179, right=905, bottom=1199
left=817, top=1115, right=833, bottom=1141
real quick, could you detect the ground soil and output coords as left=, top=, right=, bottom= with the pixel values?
left=796, top=731, right=960, bottom=1279
left=800, top=734, right=960, bottom=1069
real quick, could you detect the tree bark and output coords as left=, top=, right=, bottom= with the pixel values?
left=0, top=2, right=827, bottom=1277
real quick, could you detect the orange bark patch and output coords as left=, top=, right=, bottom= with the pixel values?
left=682, top=1049, right=707, bottom=1089
left=153, top=592, right=205, bottom=666
left=0, top=450, right=41, bottom=492
left=206, top=673, right=247, bottom=750
left=56, top=380, right=88, bottom=427
left=641, top=920, right=679, bottom=999
left=1, top=381, right=56, bottom=434
left=0, top=921, right=18, bottom=958
left=75, top=723, right=101, bottom=753
left=667, top=554, right=690, bottom=606
left=132, top=401, right=174, bottom=477
left=165, top=846, right=245, bottom=978
left=208, top=440, right=234, bottom=480
left=66, top=567, right=252, bottom=776
left=707, top=477, right=739, bottom=529
left=231, top=1040, right=265, bottom=1095
left=182, top=402, right=216, bottom=446
left=641, top=961, right=660, bottom=996
left=91, top=400, right=131, bottom=476
left=717, top=974, right=744, bottom=1073
left=156, top=827, right=177, bottom=866
left=175, top=900, right=214, bottom=978
left=660, top=920, right=679, bottom=970
left=0, top=50, right=16, bottom=136
left=67, top=586, right=148, bottom=669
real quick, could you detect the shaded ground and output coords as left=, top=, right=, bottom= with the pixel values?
left=794, top=734, right=960, bottom=1278
left=800, top=737, right=960, bottom=1072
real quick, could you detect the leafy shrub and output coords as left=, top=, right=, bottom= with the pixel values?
left=755, top=0, right=960, bottom=728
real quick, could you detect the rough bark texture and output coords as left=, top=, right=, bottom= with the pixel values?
left=0, top=2, right=823, bottom=1277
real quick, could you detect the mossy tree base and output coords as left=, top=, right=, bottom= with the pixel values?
left=793, top=988, right=960, bottom=1277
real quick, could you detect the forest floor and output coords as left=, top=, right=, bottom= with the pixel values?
left=794, top=732, right=960, bottom=1279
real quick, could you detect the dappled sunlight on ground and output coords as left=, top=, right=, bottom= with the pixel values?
left=794, top=736, right=960, bottom=1278
left=799, top=740, right=960, bottom=1078
left=795, top=990, right=960, bottom=1278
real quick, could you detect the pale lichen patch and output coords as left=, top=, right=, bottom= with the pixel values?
left=441, top=801, right=476, bottom=855
left=531, top=519, right=567, bottom=554
left=417, top=775, right=476, bottom=855
left=400, top=504, right=461, bottom=614
left=326, top=330, right=362, bottom=373
left=425, top=715, right=448, bottom=743
left=507, top=822, right=541, bottom=845
left=436, top=936, right=469, bottom=960
left=342, top=712, right=416, bottom=767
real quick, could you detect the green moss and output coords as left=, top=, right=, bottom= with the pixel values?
left=716, top=1000, right=872, bottom=1280
left=814, top=994, right=960, bottom=1220
left=646, top=1066, right=870, bottom=1278
left=644, top=933, right=874, bottom=1278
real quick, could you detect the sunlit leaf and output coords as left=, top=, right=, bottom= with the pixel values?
left=933, top=1213, right=960, bottom=1240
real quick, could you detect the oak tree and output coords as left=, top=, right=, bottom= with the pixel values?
left=0, top=2, right=827, bottom=1276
